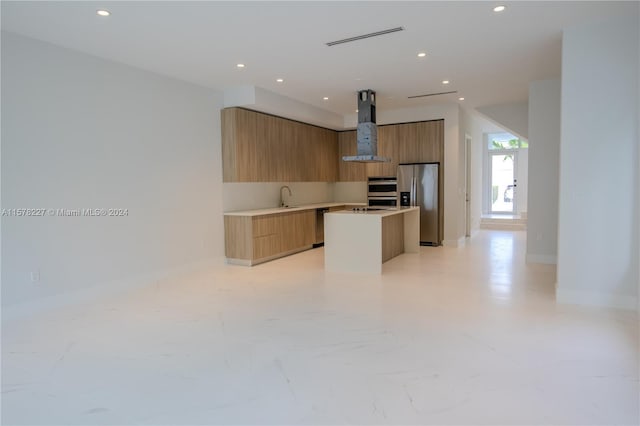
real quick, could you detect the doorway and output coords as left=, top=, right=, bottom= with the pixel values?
left=489, top=151, right=517, bottom=214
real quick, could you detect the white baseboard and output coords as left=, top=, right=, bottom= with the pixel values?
left=443, top=236, right=467, bottom=247
left=2, top=257, right=224, bottom=322
left=526, top=253, right=557, bottom=264
left=556, top=287, right=638, bottom=310
left=480, top=222, right=527, bottom=231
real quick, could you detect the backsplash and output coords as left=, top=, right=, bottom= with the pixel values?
left=222, top=182, right=335, bottom=212
left=333, top=182, right=367, bottom=203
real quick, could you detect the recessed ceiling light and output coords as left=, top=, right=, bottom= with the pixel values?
left=493, top=5, right=506, bottom=12
left=458, top=97, right=465, bottom=101
left=417, top=52, right=427, bottom=58
left=96, top=9, right=110, bottom=17
left=323, top=97, right=329, bottom=100
left=236, top=63, right=245, bottom=68
left=442, top=80, right=450, bottom=85
left=276, top=78, right=284, bottom=83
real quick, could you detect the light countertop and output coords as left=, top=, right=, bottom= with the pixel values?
left=224, top=202, right=366, bottom=217
left=326, top=206, right=419, bottom=218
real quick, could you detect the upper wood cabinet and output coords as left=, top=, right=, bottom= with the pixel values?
left=223, top=107, right=444, bottom=183
left=390, top=120, right=444, bottom=162
left=337, top=131, right=367, bottom=181
left=336, top=120, right=443, bottom=181
left=222, top=107, right=257, bottom=182
left=222, top=107, right=338, bottom=183
left=366, top=124, right=398, bottom=177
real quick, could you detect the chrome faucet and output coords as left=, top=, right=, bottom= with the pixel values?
left=280, top=185, right=292, bottom=207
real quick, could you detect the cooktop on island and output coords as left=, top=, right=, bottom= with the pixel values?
left=352, top=207, right=396, bottom=212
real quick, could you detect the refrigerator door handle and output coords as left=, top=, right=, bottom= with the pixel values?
left=411, top=177, right=417, bottom=206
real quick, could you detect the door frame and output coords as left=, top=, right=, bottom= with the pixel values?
left=488, top=149, right=518, bottom=214
left=465, top=134, right=472, bottom=237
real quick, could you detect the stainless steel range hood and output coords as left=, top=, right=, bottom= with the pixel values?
left=342, top=89, right=390, bottom=163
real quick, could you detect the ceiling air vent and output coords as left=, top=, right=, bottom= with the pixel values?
left=408, top=90, right=458, bottom=99
left=326, top=27, right=404, bottom=47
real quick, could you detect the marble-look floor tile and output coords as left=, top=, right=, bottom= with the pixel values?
left=2, top=230, right=638, bottom=425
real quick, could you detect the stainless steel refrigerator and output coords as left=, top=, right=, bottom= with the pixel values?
left=397, top=163, right=440, bottom=245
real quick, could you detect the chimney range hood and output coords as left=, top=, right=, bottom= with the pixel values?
left=342, top=89, right=390, bottom=163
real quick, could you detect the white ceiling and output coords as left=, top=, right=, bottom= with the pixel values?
left=2, top=1, right=636, bottom=115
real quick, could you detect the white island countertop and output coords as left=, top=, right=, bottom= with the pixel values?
left=224, top=202, right=365, bottom=217
left=327, top=207, right=418, bottom=217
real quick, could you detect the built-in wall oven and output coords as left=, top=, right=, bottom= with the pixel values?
left=367, top=176, right=398, bottom=208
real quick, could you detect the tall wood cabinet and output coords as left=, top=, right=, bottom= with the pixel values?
left=222, top=107, right=338, bottom=182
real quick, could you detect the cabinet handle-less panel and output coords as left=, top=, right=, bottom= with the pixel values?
left=222, top=107, right=338, bottom=183
left=225, top=209, right=318, bottom=265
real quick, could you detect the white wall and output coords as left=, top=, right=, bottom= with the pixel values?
left=527, top=79, right=561, bottom=264
left=224, top=86, right=344, bottom=130
left=516, top=148, right=528, bottom=214
left=557, top=14, right=639, bottom=309
left=459, top=108, right=487, bottom=233
left=1, top=33, right=225, bottom=309
left=476, top=102, right=529, bottom=140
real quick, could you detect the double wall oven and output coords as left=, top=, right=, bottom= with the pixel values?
left=367, top=176, right=397, bottom=208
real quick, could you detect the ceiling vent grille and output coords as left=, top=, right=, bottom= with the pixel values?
left=326, top=27, right=404, bottom=46
left=408, top=90, right=458, bottom=99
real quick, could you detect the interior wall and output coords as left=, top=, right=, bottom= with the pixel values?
left=459, top=107, right=485, bottom=233
left=557, top=14, right=639, bottom=309
left=516, top=148, right=529, bottom=214
left=222, top=182, right=334, bottom=212
left=1, top=33, right=225, bottom=308
left=223, top=86, right=344, bottom=130
left=476, top=102, right=529, bottom=140
left=527, top=79, right=561, bottom=264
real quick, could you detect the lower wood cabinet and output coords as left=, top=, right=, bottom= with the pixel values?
left=224, top=210, right=316, bottom=265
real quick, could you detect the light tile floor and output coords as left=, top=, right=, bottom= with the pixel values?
left=2, top=230, right=638, bottom=425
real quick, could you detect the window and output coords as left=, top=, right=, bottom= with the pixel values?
left=488, top=133, right=528, bottom=150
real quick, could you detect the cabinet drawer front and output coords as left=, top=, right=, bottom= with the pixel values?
left=253, top=215, right=278, bottom=237
left=253, top=235, right=281, bottom=259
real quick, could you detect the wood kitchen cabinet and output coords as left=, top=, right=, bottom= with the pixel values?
left=224, top=209, right=316, bottom=265
left=222, top=107, right=258, bottom=182
left=396, top=120, right=444, bottom=163
left=336, top=119, right=444, bottom=181
left=366, top=124, right=398, bottom=177
left=337, top=131, right=367, bottom=181
left=222, top=107, right=338, bottom=182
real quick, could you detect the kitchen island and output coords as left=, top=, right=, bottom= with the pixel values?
left=324, top=207, right=420, bottom=274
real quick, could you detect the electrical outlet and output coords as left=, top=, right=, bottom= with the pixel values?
left=30, top=271, right=40, bottom=283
